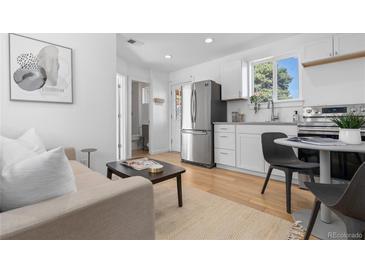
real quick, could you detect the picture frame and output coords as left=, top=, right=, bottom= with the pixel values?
left=9, top=33, right=73, bottom=104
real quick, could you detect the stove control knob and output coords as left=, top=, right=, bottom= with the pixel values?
left=306, top=109, right=312, bottom=114
left=360, top=107, right=365, bottom=113
left=350, top=108, right=357, bottom=113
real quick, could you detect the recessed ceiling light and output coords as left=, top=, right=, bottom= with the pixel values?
left=204, top=37, right=214, bottom=44
left=165, top=54, right=172, bottom=59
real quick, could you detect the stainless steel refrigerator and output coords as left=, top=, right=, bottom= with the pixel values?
left=181, top=80, right=226, bottom=167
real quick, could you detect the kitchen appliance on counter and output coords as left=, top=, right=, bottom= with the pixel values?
left=232, top=111, right=245, bottom=122
left=297, top=104, right=365, bottom=183
left=181, top=80, right=227, bottom=167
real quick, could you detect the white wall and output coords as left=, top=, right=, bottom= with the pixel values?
left=0, top=33, right=117, bottom=174
left=117, top=56, right=150, bottom=82
left=169, top=34, right=365, bottom=122
left=302, top=58, right=365, bottom=106
left=149, top=70, right=170, bottom=154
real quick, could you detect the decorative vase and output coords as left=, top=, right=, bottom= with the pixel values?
left=339, top=128, right=362, bottom=144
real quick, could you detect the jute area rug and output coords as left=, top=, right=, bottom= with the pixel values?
left=154, top=181, right=292, bottom=240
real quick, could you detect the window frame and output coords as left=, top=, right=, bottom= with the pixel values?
left=249, top=53, right=302, bottom=103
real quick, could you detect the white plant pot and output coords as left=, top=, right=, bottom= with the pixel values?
left=339, top=128, right=362, bottom=144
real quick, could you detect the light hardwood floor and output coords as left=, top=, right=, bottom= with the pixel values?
left=133, top=149, right=315, bottom=222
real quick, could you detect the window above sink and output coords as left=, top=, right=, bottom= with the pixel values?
left=249, top=54, right=302, bottom=104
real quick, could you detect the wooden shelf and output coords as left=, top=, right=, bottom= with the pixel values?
left=302, top=50, right=365, bottom=67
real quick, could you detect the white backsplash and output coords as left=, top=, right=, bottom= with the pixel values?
left=227, top=100, right=303, bottom=123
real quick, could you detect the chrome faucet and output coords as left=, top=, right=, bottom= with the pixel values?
left=268, top=99, right=279, bottom=121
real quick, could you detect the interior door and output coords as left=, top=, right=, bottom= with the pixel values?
left=171, top=84, right=182, bottom=152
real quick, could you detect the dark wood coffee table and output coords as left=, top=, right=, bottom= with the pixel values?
left=106, top=159, right=186, bottom=207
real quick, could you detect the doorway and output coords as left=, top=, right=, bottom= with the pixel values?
left=170, top=84, right=183, bottom=152
left=131, top=80, right=150, bottom=157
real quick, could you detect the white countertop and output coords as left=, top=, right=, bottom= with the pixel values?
left=213, top=121, right=297, bottom=126
left=275, top=138, right=365, bottom=153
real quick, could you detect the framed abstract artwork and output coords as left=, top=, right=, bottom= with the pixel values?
left=9, top=33, right=73, bottom=103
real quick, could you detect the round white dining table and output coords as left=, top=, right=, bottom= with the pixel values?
left=275, top=138, right=365, bottom=239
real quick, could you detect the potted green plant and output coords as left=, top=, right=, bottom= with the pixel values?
left=250, top=92, right=270, bottom=113
left=331, top=113, right=365, bottom=144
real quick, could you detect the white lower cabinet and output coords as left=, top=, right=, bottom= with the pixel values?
left=215, top=148, right=235, bottom=166
left=214, top=124, right=298, bottom=181
left=236, top=133, right=265, bottom=172
left=214, top=132, right=235, bottom=150
left=214, top=125, right=236, bottom=167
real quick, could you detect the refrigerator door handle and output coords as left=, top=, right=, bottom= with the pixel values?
left=191, top=84, right=196, bottom=127
left=190, top=88, right=194, bottom=124
left=182, top=129, right=208, bottom=135
left=194, top=88, right=197, bottom=123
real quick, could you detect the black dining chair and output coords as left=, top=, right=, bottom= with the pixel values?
left=261, top=132, right=319, bottom=214
left=304, top=162, right=365, bottom=240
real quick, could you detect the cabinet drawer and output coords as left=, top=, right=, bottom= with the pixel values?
left=236, top=125, right=297, bottom=136
left=214, top=132, right=235, bottom=150
left=214, top=124, right=235, bottom=133
left=215, top=148, right=235, bottom=166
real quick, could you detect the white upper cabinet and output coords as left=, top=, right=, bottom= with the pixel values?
left=302, top=37, right=333, bottom=63
left=220, top=60, right=248, bottom=100
left=302, top=34, right=365, bottom=66
left=334, top=34, right=365, bottom=56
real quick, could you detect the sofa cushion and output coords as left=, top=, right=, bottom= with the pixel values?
left=74, top=172, right=111, bottom=191
left=69, top=160, right=114, bottom=191
left=69, top=160, right=93, bottom=176
left=0, top=147, right=77, bottom=211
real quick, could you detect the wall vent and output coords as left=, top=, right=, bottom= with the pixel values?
left=126, top=38, right=144, bottom=47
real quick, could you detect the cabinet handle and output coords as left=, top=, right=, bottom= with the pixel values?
left=220, top=135, right=228, bottom=138
left=220, top=127, right=227, bottom=130
left=335, top=51, right=338, bottom=55
left=329, top=53, right=332, bottom=57
left=220, top=152, right=228, bottom=155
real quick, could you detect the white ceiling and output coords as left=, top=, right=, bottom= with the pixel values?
left=117, top=33, right=296, bottom=72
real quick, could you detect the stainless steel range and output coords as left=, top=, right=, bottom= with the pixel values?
left=297, top=104, right=365, bottom=181
left=298, top=104, right=365, bottom=135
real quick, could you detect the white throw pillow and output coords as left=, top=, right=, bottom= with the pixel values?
left=17, top=128, right=46, bottom=154
left=0, top=128, right=46, bottom=170
left=0, top=136, right=38, bottom=170
left=0, top=147, right=77, bottom=211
